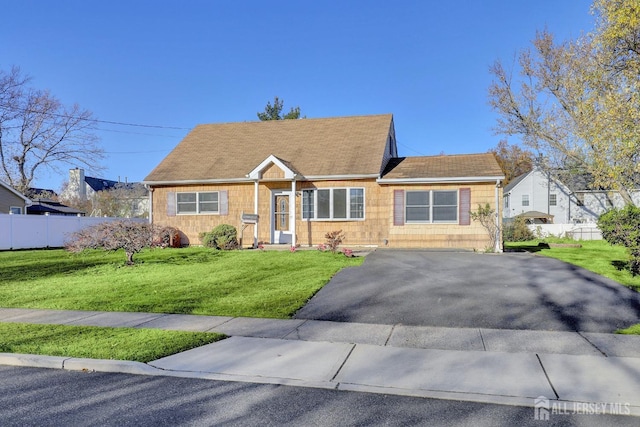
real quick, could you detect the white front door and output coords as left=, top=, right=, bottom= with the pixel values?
left=272, top=191, right=293, bottom=244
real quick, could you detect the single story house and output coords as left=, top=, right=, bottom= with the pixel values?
left=143, top=114, right=505, bottom=250
left=0, top=180, right=31, bottom=215
left=27, top=198, right=85, bottom=216
left=503, top=166, right=640, bottom=224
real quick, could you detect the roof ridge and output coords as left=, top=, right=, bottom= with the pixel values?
left=192, top=113, right=393, bottom=128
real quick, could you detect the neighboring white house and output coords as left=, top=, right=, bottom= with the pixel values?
left=503, top=166, right=640, bottom=224
left=61, top=168, right=149, bottom=218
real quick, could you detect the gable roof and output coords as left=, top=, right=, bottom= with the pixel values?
left=379, top=153, right=504, bottom=183
left=0, top=180, right=31, bottom=204
left=144, top=114, right=394, bottom=184
left=503, top=170, right=530, bottom=193
left=503, top=166, right=582, bottom=195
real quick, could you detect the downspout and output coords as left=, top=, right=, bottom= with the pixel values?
left=495, top=180, right=502, bottom=253
left=145, top=185, right=153, bottom=224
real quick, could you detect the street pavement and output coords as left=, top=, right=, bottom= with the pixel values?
left=1, top=307, right=640, bottom=417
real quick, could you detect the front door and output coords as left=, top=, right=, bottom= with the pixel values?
left=272, top=191, right=293, bottom=244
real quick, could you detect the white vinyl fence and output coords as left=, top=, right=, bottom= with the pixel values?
left=0, top=214, right=146, bottom=250
left=527, top=223, right=602, bottom=240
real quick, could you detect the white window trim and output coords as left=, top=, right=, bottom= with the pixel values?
left=9, top=206, right=22, bottom=215
left=405, top=190, right=459, bottom=224
left=301, top=187, right=365, bottom=221
left=522, top=194, right=530, bottom=207
left=549, top=193, right=557, bottom=206
left=176, top=191, right=220, bottom=215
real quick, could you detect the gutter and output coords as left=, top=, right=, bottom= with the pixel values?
left=143, top=174, right=381, bottom=186
left=377, top=176, right=506, bottom=184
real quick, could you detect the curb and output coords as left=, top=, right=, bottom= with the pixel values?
left=3, top=352, right=640, bottom=417
left=0, top=353, right=156, bottom=375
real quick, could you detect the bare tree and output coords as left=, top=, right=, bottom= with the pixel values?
left=0, top=66, right=103, bottom=194
left=488, top=1, right=640, bottom=205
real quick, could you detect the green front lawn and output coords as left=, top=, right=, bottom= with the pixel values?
left=506, top=239, right=640, bottom=335
left=0, top=323, right=224, bottom=362
left=505, top=239, right=640, bottom=291
left=0, top=247, right=363, bottom=318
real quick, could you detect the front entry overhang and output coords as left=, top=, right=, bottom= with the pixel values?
left=248, top=155, right=297, bottom=247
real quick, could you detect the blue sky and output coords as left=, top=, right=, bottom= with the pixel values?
left=1, top=0, right=594, bottom=191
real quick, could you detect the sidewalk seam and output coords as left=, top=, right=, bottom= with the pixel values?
left=577, top=331, right=608, bottom=357
left=384, top=324, right=397, bottom=346
left=134, top=313, right=171, bottom=328
left=205, top=316, right=235, bottom=332
left=478, top=329, right=487, bottom=351
left=536, top=354, right=559, bottom=399
left=289, top=319, right=309, bottom=340
left=61, top=312, right=102, bottom=325
left=330, top=343, right=356, bottom=382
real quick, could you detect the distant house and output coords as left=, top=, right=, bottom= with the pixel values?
left=0, top=181, right=31, bottom=215
left=144, top=114, right=505, bottom=250
left=61, top=168, right=148, bottom=217
left=503, top=166, right=640, bottom=224
left=27, top=199, right=85, bottom=216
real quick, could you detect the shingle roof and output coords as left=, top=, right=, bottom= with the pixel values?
left=381, top=153, right=504, bottom=180
left=144, top=114, right=394, bottom=183
left=503, top=170, right=530, bottom=193
left=27, top=199, right=85, bottom=215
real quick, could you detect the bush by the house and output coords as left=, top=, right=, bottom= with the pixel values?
left=154, top=226, right=181, bottom=248
left=199, top=224, right=239, bottom=250
left=65, top=220, right=155, bottom=265
left=324, top=230, right=345, bottom=253
left=470, top=203, right=498, bottom=251
left=502, top=216, right=535, bottom=242
left=598, top=205, right=640, bottom=276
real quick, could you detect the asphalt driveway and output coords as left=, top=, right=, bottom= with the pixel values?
left=293, top=250, right=640, bottom=333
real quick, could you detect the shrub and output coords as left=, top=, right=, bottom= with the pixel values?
left=325, top=230, right=345, bottom=253
left=503, top=216, right=535, bottom=242
left=598, top=205, right=640, bottom=276
left=199, top=224, right=238, bottom=250
left=65, top=220, right=155, bottom=265
left=153, top=226, right=181, bottom=248
left=470, top=203, right=498, bottom=251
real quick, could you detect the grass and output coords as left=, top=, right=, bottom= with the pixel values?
left=505, top=238, right=640, bottom=291
left=506, top=238, right=640, bottom=335
left=616, top=324, right=640, bottom=335
left=0, top=322, right=224, bottom=362
left=0, top=247, right=363, bottom=318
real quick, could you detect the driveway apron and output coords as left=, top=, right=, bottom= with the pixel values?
left=293, top=250, right=640, bottom=332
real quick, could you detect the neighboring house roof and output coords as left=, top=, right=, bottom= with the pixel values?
left=27, top=199, right=85, bottom=216
left=28, top=188, right=59, bottom=198
left=0, top=180, right=32, bottom=205
left=503, top=170, right=529, bottom=193
left=144, top=114, right=395, bottom=183
left=517, top=211, right=554, bottom=220
left=380, top=153, right=504, bottom=182
left=84, top=176, right=121, bottom=192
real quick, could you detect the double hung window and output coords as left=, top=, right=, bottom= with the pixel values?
left=176, top=192, right=219, bottom=214
left=405, top=190, right=458, bottom=223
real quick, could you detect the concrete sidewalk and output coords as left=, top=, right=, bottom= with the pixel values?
left=1, top=308, right=640, bottom=415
